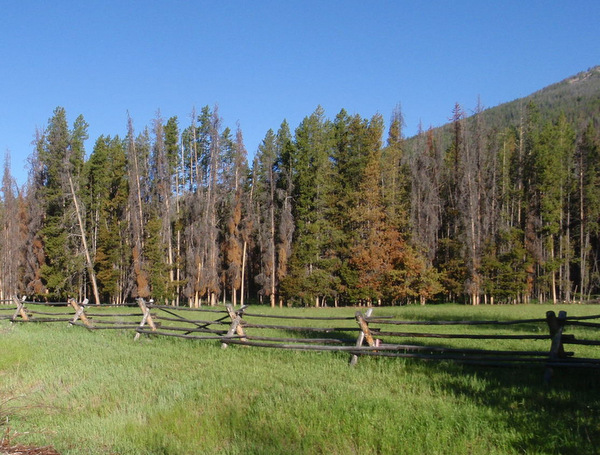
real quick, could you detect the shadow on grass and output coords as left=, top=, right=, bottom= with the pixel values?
left=431, top=361, right=600, bottom=455
left=267, top=313, right=600, bottom=454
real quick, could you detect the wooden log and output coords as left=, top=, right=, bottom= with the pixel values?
left=221, top=340, right=568, bottom=362
left=154, top=307, right=230, bottom=327
left=227, top=304, right=247, bottom=341
left=546, top=361, right=600, bottom=369
left=82, top=312, right=143, bottom=317
left=372, top=330, right=550, bottom=340
left=242, top=322, right=361, bottom=332
left=154, top=314, right=229, bottom=325
left=546, top=357, right=600, bottom=367
left=565, top=321, right=600, bottom=328
left=219, top=304, right=249, bottom=348
left=89, top=320, right=152, bottom=327
left=68, top=298, right=93, bottom=328
left=365, top=317, right=546, bottom=326
left=221, top=340, right=556, bottom=366
left=27, top=310, right=77, bottom=316
left=226, top=339, right=369, bottom=351
left=242, top=312, right=355, bottom=321
left=156, top=306, right=234, bottom=336
left=561, top=314, right=600, bottom=321
left=147, top=325, right=227, bottom=335
left=15, top=317, right=74, bottom=323
left=136, top=328, right=243, bottom=340
left=11, top=296, right=28, bottom=321
left=547, top=311, right=568, bottom=358
left=351, top=308, right=373, bottom=366
left=20, top=301, right=70, bottom=306
left=221, top=316, right=242, bottom=349
left=87, top=324, right=141, bottom=330
left=245, top=335, right=346, bottom=345
left=134, top=298, right=157, bottom=341
left=563, top=338, right=600, bottom=346
left=70, top=322, right=142, bottom=330
left=148, top=303, right=231, bottom=314
left=544, top=310, right=568, bottom=383
left=69, top=303, right=137, bottom=308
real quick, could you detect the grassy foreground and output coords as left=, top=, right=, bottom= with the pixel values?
left=0, top=304, right=599, bottom=454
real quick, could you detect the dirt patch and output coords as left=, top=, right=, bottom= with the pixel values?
left=0, top=441, right=60, bottom=455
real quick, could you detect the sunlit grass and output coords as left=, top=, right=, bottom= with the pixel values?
left=0, top=303, right=599, bottom=454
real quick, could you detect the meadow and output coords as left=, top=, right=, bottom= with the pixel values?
left=1, top=303, right=599, bottom=454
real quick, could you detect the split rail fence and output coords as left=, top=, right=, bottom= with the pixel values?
left=2, top=296, right=600, bottom=379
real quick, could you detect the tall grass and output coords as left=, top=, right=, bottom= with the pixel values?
left=0, top=304, right=599, bottom=454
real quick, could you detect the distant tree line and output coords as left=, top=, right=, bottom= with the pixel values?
left=0, top=99, right=599, bottom=306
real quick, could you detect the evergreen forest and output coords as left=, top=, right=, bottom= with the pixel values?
left=2, top=67, right=600, bottom=307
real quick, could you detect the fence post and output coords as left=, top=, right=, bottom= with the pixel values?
left=221, top=304, right=247, bottom=348
left=69, top=298, right=92, bottom=328
left=11, top=296, right=29, bottom=322
left=350, top=308, right=374, bottom=366
left=134, top=298, right=157, bottom=341
left=544, top=310, right=567, bottom=383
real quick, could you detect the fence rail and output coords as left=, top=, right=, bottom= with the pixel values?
left=2, top=296, right=599, bottom=381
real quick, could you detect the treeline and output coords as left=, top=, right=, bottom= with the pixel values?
left=0, top=99, right=599, bottom=306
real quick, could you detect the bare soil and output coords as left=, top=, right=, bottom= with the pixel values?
left=0, top=441, right=59, bottom=455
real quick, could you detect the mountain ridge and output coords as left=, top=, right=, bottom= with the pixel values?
left=478, top=65, right=600, bottom=131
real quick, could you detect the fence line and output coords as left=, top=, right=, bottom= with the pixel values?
left=2, top=297, right=599, bottom=381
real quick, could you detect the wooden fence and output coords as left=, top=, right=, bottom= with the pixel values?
left=2, top=296, right=600, bottom=380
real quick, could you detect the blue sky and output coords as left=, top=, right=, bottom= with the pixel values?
left=1, top=1, right=599, bottom=186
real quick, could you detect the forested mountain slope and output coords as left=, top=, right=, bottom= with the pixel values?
left=0, top=67, right=599, bottom=307
left=479, top=66, right=600, bottom=130
left=404, top=65, right=600, bottom=305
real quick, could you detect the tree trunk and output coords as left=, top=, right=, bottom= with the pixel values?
left=240, top=240, right=247, bottom=307
left=68, top=173, right=101, bottom=305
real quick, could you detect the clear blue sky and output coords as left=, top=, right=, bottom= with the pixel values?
left=1, top=1, right=599, bottom=186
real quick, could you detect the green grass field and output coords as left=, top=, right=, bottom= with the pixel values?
left=1, top=303, right=599, bottom=454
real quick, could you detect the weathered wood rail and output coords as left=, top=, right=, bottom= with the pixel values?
left=2, top=297, right=599, bottom=380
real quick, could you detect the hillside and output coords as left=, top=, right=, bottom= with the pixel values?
left=479, top=65, right=600, bottom=130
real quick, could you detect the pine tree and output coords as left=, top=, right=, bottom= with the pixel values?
left=282, top=107, right=341, bottom=306
left=537, top=114, right=574, bottom=302
left=348, top=128, right=427, bottom=305
left=458, top=99, right=497, bottom=305
left=438, top=104, right=468, bottom=302
left=254, top=129, right=279, bottom=307
left=275, top=121, right=295, bottom=307
left=23, top=130, right=47, bottom=299
left=87, top=136, right=129, bottom=303
left=408, top=124, right=442, bottom=267
left=35, top=108, right=90, bottom=300
left=146, top=112, right=178, bottom=304
left=332, top=111, right=386, bottom=303
left=576, top=122, right=600, bottom=300
left=0, top=152, right=23, bottom=300
left=381, top=105, right=410, bottom=228
left=164, top=116, right=183, bottom=305
left=222, top=125, right=248, bottom=306
left=126, top=116, right=151, bottom=299
left=181, top=106, right=222, bottom=306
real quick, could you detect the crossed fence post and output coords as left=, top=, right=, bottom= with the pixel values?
left=134, top=298, right=157, bottom=341
left=544, top=310, right=568, bottom=383
left=11, top=295, right=28, bottom=322
left=221, top=304, right=247, bottom=349
left=68, top=298, right=92, bottom=328
left=350, top=308, right=374, bottom=366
